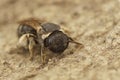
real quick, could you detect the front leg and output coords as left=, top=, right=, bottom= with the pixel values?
left=28, top=36, right=36, bottom=61
left=28, top=43, right=34, bottom=61
left=17, top=34, right=37, bottom=60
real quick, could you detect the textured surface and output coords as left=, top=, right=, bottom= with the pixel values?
left=0, top=0, right=120, bottom=80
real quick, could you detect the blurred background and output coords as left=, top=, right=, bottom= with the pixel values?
left=0, top=0, right=120, bottom=80
left=1, top=0, right=119, bottom=26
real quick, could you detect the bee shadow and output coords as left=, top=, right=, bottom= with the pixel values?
left=8, top=47, right=30, bottom=58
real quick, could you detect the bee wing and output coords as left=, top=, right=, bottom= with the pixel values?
left=41, top=23, right=60, bottom=33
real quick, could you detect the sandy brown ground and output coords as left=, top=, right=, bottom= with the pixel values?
left=0, top=0, right=120, bottom=80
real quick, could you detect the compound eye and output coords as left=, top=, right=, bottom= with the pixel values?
left=17, top=24, right=37, bottom=38
left=41, top=23, right=60, bottom=33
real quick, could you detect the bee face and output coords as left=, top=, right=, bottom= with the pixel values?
left=44, top=30, right=70, bottom=53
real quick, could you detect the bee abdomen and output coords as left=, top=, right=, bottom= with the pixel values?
left=44, top=30, right=69, bottom=53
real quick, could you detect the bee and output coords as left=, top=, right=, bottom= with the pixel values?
left=17, top=18, right=60, bottom=63
left=44, top=30, right=83, bottom=54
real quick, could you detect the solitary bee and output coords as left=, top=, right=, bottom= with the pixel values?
left=17, top=18, right=60, bottom=63
left=44, top=30, right=83, bottom=54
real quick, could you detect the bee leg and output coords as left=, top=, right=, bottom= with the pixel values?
left=28, top=44, right=34, bottom=61
left=28, top=36, right=36, bottom=61
left=40, top=47, right=44, bottom=64
left=39, top=40, right=47, bottom=64
left=40, top=44, right=46, bottom=64
left=37, top=31, right=47, bottom=64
